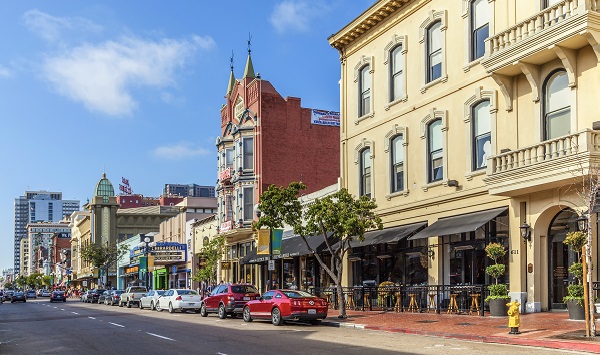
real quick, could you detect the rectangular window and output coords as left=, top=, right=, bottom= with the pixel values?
left=390, top=46, right=403, bottom=102
left=471, top=0, right=489, bottom=61
left=360, top=149, right=371, bottom=198
left=428, top=120, right=443, bottom=182
left=243, top=187, right=254, bottom=221
left=226, top=148, right=234, bottom=169
left=391, top=136, right=404, bottom=192
left=427, top=22, right=442, bottom=83
left=242, top=138, right=254, bottom=170
left=359, top=66, right=371, bottom=117
left=473, top=101, right=491, bottom=170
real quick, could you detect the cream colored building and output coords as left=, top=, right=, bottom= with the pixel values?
left=329, top=0, right=599, bottom=312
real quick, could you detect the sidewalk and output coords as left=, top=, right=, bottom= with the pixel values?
left=323, top=309, right=600, bottom=353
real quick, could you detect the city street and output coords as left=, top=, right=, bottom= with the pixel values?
left=0, top=298, right=591, bottom=354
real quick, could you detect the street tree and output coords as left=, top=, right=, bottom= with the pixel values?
left=26, top=273, right=44, bottom=289
left=256, top=182, right=383, bottom=319
left=79, top=243, right=129, bottom=288
left=15, top=275, right=26, bottom=290
left=192, top=235, right=225, bottom=287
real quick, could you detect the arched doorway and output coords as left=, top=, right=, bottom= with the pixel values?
left=548, top=208, right=578, bottom=310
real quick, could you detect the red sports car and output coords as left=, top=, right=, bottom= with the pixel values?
left=242, top=289, right=328, bottom=326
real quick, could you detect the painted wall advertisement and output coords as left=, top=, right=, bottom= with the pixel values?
left=311, top=109, right=340, bottom=127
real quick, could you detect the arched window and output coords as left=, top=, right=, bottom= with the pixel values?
left=359, top=65, right=371, bottom=117
left=470, top=0, right=489, bottom=61
left=390, top=135, right=404, bottom=192
left=360, top=148, right=372, bottom=198
left=472, top=100, right=491, bottom=170
left=428, top=119, right=443, bottom=182
left=543, top=69, right=570, bottom=140
left=390, top=45, right=404, bottom=102
left=427, top=21, right=442, bottom=83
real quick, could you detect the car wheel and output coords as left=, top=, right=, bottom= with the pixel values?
left=271, top=308, right=283, bottom=326
left=218, top=304, right=226, bottom=319
left=139, top=301, right=143, bottom=310
left=150, top=301, right=155, bottom=311
left=126, top=300, right=131, bottom=308
left=119, top=301, right=123, bottom=307
left=156, top=301, right=162, bottom=312
left=63, top=300, right=66, bottom=303
left=200, top=304, right=208, bottom=317
left=168, top=302, right=175, bottom=314
left=243, top=306, right=253, bottom=322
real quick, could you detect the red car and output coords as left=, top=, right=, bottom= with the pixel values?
left=242, top=289, right=328, bottom=326
left=200, top=283, right=260, bottom=319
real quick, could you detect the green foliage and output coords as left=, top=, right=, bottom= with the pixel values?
left=42, top=275, right=52, bottom=288
left=564, top=284, right=585, bottom=304
left=569, top=262, right=583, bottom=283
left=79, top=242, right=129, bottom=269
left=485, top=243, right=506, bottom=264
left=564, top=231, right=587, bottom=258
left=255, top=182, right=306, bottom=231
left=485, top=264, right=506, bottom=281
left=15, top=275, right=26, bottom=289
left=486, top=284, right=509, bottom=302
left=26, top=272, right=45, bottom=288
left=484, top=242, right=509, bottom=302
left=192, top=235, right=225, bottom=285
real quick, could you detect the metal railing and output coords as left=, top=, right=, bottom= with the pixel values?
left=311, top=285, right=488, bottom=316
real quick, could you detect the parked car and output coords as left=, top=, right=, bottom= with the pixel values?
left=242, top=289, right=328, bottom=326
left=3, top=291, right=14, bottom=302
left=200, top=283, right=260, bottom=319
left=120, top=286, right=147, bottom=308
left=105, top=290, right=124, bottom=306
left=98, top=290, right=111, bottom=304
left=50, top=291, right=66, bottom=303
left=139, top=290, right=165, bottom=310
left=11, top=292, right=27, bottom=303
left=80, top=290, right=93, bottom=303
left=26, top=290, right=37, bottom=299
left=156, top=289, right=202, bottom=313
left=40, top=290, right=51, bottom=297
left=89, top=289, right=106, bottom=303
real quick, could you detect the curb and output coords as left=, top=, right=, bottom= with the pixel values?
left=322, top=320, right=600, bottom=353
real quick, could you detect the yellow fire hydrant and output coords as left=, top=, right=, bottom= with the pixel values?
left=507, top=300, right=521, bottom=334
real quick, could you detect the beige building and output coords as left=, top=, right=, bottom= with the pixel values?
left=329, top=0, right=599, bottom=312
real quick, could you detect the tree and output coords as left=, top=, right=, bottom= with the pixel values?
left=79, top=243, right=129, bottom=287
left=256, top=182, right=383, bottom=319
left=26, top=272, right=44, bottom=289
left=14, top=275, right=26, bottom=290
left=192, top=235, right=225, bottom=286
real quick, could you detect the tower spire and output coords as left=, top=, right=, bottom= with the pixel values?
left=243, top=33, right=255, bottom=79
left=226, top=50, right=235, bottom=95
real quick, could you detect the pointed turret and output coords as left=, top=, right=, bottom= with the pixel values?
left=244, top=34, right=255, bottom=79
left=226, top=51, right=236, bottom=96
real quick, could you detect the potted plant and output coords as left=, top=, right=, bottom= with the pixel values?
left=563, top=230, right=586, bottom=320
left=484, top=242, right=510, bottom=316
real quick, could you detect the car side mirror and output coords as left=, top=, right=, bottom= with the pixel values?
left=258, top=296, right=263, bottom=301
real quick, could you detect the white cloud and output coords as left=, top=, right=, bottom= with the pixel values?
left=43, top=35, right=214, bottom=116
left=270, top=1, right=326, bottom=33
left=23, top=9, right=102, bottom=43
left=153, top=142, right=211, bottom=160
left=0, top=65, right=11, bottom=78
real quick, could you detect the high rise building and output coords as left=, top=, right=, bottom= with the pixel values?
left=13, top=191, right=79, bottom=275
left=163, top=184, right=215, bottom=198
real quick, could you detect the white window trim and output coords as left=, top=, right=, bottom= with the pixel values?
left=384, top=124, right=409, bottom=199
left=354, top=55, right=375, bottom=125
left=420, top=109, right=448, bottom=191
left=354, top=138, right=375, bottom=198
left=383, top=35, right=408, bottom=110
left=419, top=9, right=448, bottom=93
left=463, top=87, right=497, bottom=180
left=241, top=136, right=254, bottom=172
left=242, top=186, right=254, bottom=221
left=462, top=0, right=495, bottom=72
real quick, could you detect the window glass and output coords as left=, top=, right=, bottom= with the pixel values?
left=390, top=46, right=403, bottom=101
left=473, top=101, right=491, bottom=169
left=428, top=120, right=443, bottom=182
left=226, top=148, right=234, bottom=169
left=472, top=0, right=489, bottom=60
left=243, top=187, right=254, bottom=221
left=359, top=66, right=371, bottom=116
left=360, top=148, right=371, bottom=197
left=391, top=135, right=404, bottom=192
left=243, top=138, right=254, bottom=170
left=428, top=22, right=442, bottom=82
left=544, top=70, right=570, bottom=140
left=262, top=291, right=275, bottom=300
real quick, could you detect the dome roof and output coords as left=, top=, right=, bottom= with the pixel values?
left=94, top=173, right=114, bottom=199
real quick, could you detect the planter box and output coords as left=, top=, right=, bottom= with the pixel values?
left=567, top=300, right=585, bottom=320
left=488, top=298, right=509, bottom=317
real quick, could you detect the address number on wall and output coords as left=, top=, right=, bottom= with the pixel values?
left=510, top=250, right=519, bottom=254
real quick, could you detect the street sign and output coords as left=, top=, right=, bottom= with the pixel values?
left=82, top=281, right=87, bottom=287
left=268, top=260, right=275, bottom=271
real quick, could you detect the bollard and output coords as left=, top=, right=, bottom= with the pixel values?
left=507, top=300, right=521, bottom=334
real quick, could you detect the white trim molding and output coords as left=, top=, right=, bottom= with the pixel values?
left=463, top=87, right=498, bottom=181
left=384, top=124, right=409, bottom=199
left=419, top=9, right=448, bottom=93
left=383, top=34, right=409, bottom=109
left=420, top=108, right=448, bottom=191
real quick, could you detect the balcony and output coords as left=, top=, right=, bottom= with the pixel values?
left=484, top=130, right=600, bottom=196
left=481, top=0, right=600, bottom=108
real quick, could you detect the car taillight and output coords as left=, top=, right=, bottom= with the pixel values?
left=176, top=296, right=182, bottom=301
left=132, top=294, right=135, bottom=298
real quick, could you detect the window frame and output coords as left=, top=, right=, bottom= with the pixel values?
left=470, top=0, right=489, bottom=61
left=360, top=148, right=372, bottom=198
left=542, top=68, right=571, bottom=141
left=427, top=119, right=443, bottom=183
left=242, top=187, right=254, bottom=221
left=426, top=21, right=442, bottom=84
left=241, top=137, right=254, bottom=171
left=471, top=100, right=491, bottom=171
left=419, top=10, right=447, bottom=92
left=390, top=45, right=404, bottom=102
left=420, top=109, right=448, bottom=190
left=358, top=65, right=371, bottom=117
left=390, top=135, right=405, bottom=193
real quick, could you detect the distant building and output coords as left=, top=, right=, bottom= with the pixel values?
left=13, top=191, right=79, bottom=275
left=164, top=184, right=215, bottom=198
left=116, top=194, right=160, bottom=209
left=26, top=221, right=70, bottom=276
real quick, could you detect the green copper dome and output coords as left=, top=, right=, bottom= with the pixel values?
left=94, top=173, right=114, bottom=202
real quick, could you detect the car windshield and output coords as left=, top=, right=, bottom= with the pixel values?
left=53, top=291, right=64, bottom=295
left=114, top=291, right=124, bottom=295
left=282, top=290, right=314, bottom=298
left=177, top=290, right=197, bottom=295
left=155, top=290, right=165, bottom=295
left=231, top=285, right=259, bottom=294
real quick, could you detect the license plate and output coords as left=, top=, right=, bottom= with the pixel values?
left=243, top=297, right=250, bottom=301
left=308, top=309, right=316, bottom=314
left=188, top=303, right=195, bottom=306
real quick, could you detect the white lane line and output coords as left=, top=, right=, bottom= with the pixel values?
left=71, top=312, right=79, bottom=315
left=108, top=322, right=125, bottom=328
left=60, top=309, right=65, bottom=311
left=146, top=332, right=175, bottom=341
left=88, top=317, right=96, bottom=320
left=53, top=307, right=57, bottom=309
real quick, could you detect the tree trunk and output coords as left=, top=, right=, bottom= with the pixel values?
left=586, top=232, right=596, bottom=337
left=336, top=259, right=346, bottom=318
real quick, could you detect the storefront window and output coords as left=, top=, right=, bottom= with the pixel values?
left=283, top=259, right=298, bottom=289
left=300, top=257, right=315, bottom=292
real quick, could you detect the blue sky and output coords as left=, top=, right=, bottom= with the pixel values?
left=0, top=1, right=373, bottom=271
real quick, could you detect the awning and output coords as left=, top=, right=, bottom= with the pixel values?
left=239, top=233, right=335, bottom=264
left=345, top=222, right=427, bottom=248
left=408, top=207, right=508, bottom=240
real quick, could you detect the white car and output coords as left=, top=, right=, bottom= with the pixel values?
left=156, top=289, right=201, bottom=313
left=139, top=290, right=165, bottom=310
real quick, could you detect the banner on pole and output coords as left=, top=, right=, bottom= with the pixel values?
left=271, top=229, right=283, bottom=255
left=257, top=229, right=270, bottom=254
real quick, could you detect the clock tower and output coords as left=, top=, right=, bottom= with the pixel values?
left=89, top=173, right=119, bottom=247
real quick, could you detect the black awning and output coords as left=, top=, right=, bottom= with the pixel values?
left=239, top=249, right=269, bottom=265
left=408, top=207, right=508, bottom=240
left=279, top=233, right=334, bottom=257
left=346, top=222, right=427, bottom=248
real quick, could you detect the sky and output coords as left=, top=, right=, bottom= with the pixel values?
left=0, top=1, right=374, bottom=271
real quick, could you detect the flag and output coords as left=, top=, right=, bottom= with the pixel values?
left=272, top=229, right=283, bottom=255
left=257, top=229, right=270, bottom=255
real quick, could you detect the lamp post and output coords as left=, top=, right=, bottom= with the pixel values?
left=577, top=214, right=591, bottom=337
left=138, top=237, right=156, bottom=289
left=254, top=204, right=273, bottom=292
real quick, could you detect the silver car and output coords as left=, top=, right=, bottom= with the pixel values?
left=139, top=290, right=165, bottom=310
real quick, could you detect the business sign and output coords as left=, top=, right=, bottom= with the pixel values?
left=220, top=220, right=233, bottom=233
left=119, top=177, right=133, bottom=195
left=219, top=167, right=232, bottom=181
left=152, top=243, right=186, bottom=264
left=311, top=109, right=340, bottom=127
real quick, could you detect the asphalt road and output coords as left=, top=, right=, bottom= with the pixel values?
left=0, top=298, right=590, bottom=355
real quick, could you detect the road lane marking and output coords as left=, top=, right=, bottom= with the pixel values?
left=60, top=309, right=65, bottom=311
left=53, top=307, right=57, bottom=309
left=71, top=312, right=79, bottom=315
left=109, top=322, right=125, bottom=328
left=146, top=332, right=175, bottom=341
left=88, top=317, right=96, bottom=320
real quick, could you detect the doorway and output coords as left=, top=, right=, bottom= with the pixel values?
left=548, top=208, right=578, bottom=310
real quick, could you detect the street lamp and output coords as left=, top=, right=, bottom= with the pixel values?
left=519, top=221, right=531, bottom=242
left=138, top=237, right=156, bottom=289
left=254, top=204, right=273, bottom=292
left=577, top=214, right=588, bottom=232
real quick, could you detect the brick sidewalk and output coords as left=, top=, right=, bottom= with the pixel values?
left=323, top=309, right=600, bottom=353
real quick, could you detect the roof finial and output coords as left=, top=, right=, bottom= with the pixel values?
left=230, top=50, right=234, bottom=72
left=226, top=50, right=236, bottom=95
left=247, top=32, right=252, bottom=55
left=243, top=33, right=255, bottom=79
